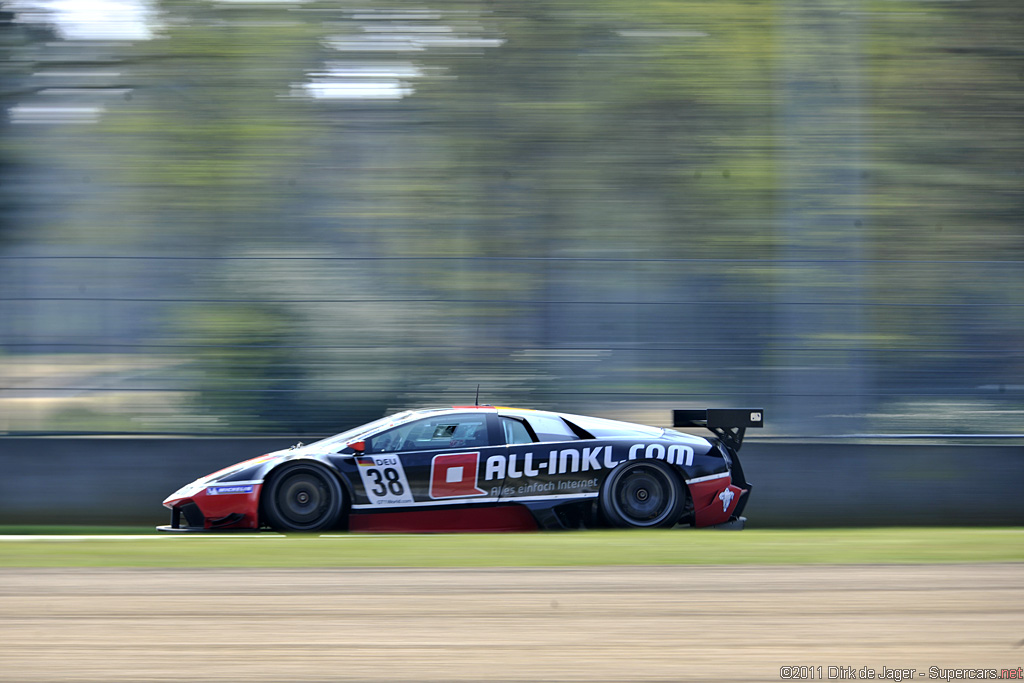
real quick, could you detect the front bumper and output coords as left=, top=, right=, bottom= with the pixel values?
left=158, top=483, right=262, bottom=532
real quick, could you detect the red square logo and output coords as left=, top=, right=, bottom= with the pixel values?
left=429, top=452, right=486, bottom=499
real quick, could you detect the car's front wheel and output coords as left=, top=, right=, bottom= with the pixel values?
left=599, top=460, right=686, bottom=528
left=261, top=462, right=344, bottom=532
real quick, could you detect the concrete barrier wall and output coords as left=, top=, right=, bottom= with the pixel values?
left=740, top=442, right=1024, bottom=526
left=0, top=438, right=297, bottom=526
left=0, top=438, right=1020, bottom=527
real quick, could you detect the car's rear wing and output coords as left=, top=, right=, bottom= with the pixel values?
left=672, top=409, right=764, bottom=452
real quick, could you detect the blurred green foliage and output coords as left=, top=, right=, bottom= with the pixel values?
left=0, top=0, right=1021, bottom=434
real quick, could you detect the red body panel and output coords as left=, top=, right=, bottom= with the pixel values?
left=172, top=485, right=262, bottom=530
left=349, top=505, right=538, bottom=533
left=690, top=479, right=745, bottom=527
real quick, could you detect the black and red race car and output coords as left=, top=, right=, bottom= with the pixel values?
left=159, top=406, right=762, bottom=533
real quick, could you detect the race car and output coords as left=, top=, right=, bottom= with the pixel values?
left=158, top=406, right=761, bottom=533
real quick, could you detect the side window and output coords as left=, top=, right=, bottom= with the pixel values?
left=502, top=417, right=534, bottom=445
left=522, top=414, right=578, bottom=442
left=367, top=414, right=491, bottom=453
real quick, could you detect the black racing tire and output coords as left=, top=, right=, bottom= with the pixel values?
left=261, top=462, right=345, bottom=532
left=599, top=459, right=687, bottom=529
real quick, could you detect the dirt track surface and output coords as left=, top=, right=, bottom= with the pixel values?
left=1, top=565, right=1021, bottom=682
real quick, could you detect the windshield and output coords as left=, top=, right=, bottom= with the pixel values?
left=307, top=411, right=418, bottom=451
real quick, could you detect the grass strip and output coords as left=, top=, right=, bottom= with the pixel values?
left=0, top=527, right=1020, bottom=568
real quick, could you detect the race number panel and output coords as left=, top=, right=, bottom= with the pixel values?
left=356, top=455, right=415, bottom=506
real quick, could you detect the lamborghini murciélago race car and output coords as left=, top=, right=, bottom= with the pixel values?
left=159, top=406, right=762, bottom=533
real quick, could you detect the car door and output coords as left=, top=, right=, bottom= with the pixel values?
left=354, top=411, right=507, bottom=509
left=496, top=412, right=603, bottom=504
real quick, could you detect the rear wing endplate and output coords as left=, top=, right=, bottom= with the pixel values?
left=673, top=409, right=763, bottom=452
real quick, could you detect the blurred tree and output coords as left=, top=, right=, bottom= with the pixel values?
left=0, top=0, right=1020, bottom=434
left=0, top=4, right=58, bottom=245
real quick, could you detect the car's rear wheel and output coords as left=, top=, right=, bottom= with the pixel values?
left=600, top=459, right=686, bottom=528
left=261, top=462, right=344, bottom=532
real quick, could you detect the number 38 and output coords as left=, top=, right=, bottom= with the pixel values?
left=366, top=467, right=405, bottom=497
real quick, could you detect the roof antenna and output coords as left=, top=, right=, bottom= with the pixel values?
left=475, top=384, right=480, bottom=406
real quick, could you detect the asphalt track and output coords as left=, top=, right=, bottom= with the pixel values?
left=1, top=565, right=1021, bottom=682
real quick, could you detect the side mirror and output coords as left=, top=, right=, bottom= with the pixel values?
left=350, top=441, right=366, bottom=454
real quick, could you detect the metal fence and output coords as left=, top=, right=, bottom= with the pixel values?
left=3, top=252, right=1022, bottom=437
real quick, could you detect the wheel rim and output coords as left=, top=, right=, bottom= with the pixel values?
left=610, top=464, right=677, bottom=526
left=273, top=470, right=331, bottom=527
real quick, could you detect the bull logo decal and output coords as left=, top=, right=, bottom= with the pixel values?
left=718, top=488, right=735, bottom=512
